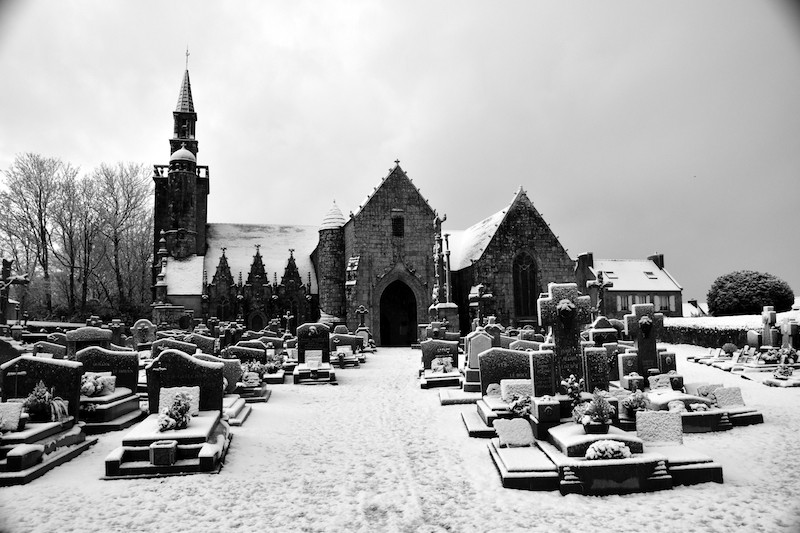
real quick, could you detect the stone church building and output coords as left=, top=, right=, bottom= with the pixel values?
left=151, top=68, right=596, bottom=344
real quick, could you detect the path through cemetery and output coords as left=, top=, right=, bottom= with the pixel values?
left=1, top=346, right=800, bottom=533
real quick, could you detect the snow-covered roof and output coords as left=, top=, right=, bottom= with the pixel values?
left=593, top=259, right=682, bottom=292
left=205, top=223, right=319, bottom=292
left=446, top=209, right=506, bottom=271
left=446, top=187, right=527, bottom=271
left=164, top=254, right=205, bottom=295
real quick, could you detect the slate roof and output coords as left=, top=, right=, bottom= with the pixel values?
left=592, top=259, right=682, bottom=292
left=204, top=224, right=319, bottom=292
left=176, top=70, right=194, bottom=113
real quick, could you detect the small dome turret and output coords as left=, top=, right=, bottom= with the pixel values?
left=170, top=143, right=196, bottom=163
left=320, top=201, right=346, bottom=230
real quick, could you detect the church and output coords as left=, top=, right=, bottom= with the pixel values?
left=151, top=68, right=585, bottom=344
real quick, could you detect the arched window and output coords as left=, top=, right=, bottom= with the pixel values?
left=513, top=252, right=537, bottom=317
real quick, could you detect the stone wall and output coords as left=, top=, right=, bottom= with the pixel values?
left=317, top=228, right=345, bottom=318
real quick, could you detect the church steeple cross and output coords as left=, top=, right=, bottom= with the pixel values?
left=185, top=46, right=190, bottom=70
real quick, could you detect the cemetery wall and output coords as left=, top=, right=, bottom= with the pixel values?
left=659, top=324, right=748, bottom=348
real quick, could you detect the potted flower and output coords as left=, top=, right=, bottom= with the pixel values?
left=574, top=389, right=615, bottom=434
left=621, top=390, right=649, bottom=418
left=560, top=374, right=585, bottom=409
left=508, top=395, right=532, bottom=418
left=157, top=391, right=192, bottom=432
left=22, top=380, right=69, bottom=423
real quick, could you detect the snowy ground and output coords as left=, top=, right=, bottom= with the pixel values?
left=1, top=345, right=799, bottom=533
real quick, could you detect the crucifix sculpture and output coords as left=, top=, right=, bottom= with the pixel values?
left=0, top=259, right=30, bottom=325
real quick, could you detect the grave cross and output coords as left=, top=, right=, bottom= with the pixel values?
left=762, top=306, right=777, bottom=347
left=6, top=362, right=26, bottom=398
left=781, top=319, right=798, bottom=350
left=355, top=305, right=369, bottom=328
left=587, top=271, right=613, bottom=319
left=623, top=304, right=664, bottom=377
left=537, top=283, right=592, bottom=382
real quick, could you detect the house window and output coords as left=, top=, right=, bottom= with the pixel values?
left=669, top=295, right=676, bottom=312
left=644, top=271, right=658, bottom=279
left=604, top=270, right=618, bottom=279
left=392, top=216, right=404, bottom=237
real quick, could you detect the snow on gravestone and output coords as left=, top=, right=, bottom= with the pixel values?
left=297, top=323, right=330, bottom=365
left=478, top=348, right=531, bottom=397
left=623, top=304, right=664, bottom=378
left=537, top=283, right=592, bottom=382
left=146, top=350, right=224, bottom=414
left=465, top=330, right=493, bottom=369
left=420, top=339, right=459, bottom=370
left=582, top=347, right=609, bottom=392
left=529, top=349, right=557, bottom=397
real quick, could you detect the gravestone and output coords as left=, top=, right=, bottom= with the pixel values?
left=108, top=319, right=126, bottom=346
left=465, top=330, right=493, bottom=369
left=478, top=348, right=531, bottom=396
left=297, top=323, right=330, bottom=365
left=781, top=320, right=799, bottom=350
left=582, top=347, right=609, bottom=392
left=604, top=343, right=620, bottom=381
left=618, top=352, right=638, bottom=378
left=66, top=326, right=112, bottom=359
left=517, top=328, right=538, bottom=341
left=483, top=317, right=503, bottom=347
left=152, top=337, right=197, bottom=359
left=1, top=355, right=83, bottom=418
left=746, top=330, right=762, bottom=349
left=509, top=339, right=539, bottom=352
left=132, top=319, right=157, bottom=350
left=420, top=339, right=459, bottom=370
left=224, top=345, right=266, bottom=363
left=146, top=349, right=224, bottom=414
left=537, top=283, right=592, bottom=382
left=658, top=351, right=677, bottom=374
left=762, top=306, right=777, bottom=347
left=529, top=349, right=556, bottom=397
left=623, top=304, right=664, bottom=377
left=195, top=353, right=243, bottom=394
left=186, top=333, right=217, bottom=355
left=76, top=346, right=139, bottom=392
left=0, top=337, right=22, bottom=366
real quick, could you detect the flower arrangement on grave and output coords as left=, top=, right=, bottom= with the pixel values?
left=621, top=390, right=649, bottom=413
left=80, top=373, right=105, bottom=397
left=689, top=403, right=710, bottom=412
left=431, top=357, right=454, bottom=373
left=667, top=400, right=687, bottom=413
left=508, top=395, right=532, bottom=418
left=265, top=351, right=285, bottom=374
left=760, top=349, right=781, bottom=364
left=157, top=391, right=192, bottom=432
left=773, top=365, right=794, bottom=380
left=585, top=440, right=632, bottom=461
left=22, top=380, right=69, bottom=422
left=561, top=374, right=585, bottom=409
left=573, top=389, right=615, bottom=432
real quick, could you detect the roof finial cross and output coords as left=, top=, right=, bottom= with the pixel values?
left=185, top=46, right=190, bottom=70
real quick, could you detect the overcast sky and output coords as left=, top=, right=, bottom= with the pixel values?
left=1, top=0, right=798, bottom=303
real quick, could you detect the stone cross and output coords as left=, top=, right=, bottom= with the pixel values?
left=356, top=305, right=369, bottom=328
left=587, top=271, right=613, bottom=319
left=762, top=306, right=777, bottom=347
left=623, top=304, right=664, bottom=376
left=283, top=311, right=295, bottom=333
left=537, top=283, right=592, bottom=382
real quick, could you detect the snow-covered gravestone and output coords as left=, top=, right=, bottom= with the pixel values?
left=762, top=306, right=777, bottom=348
left=537, top=283, right=592, bottom=383
left=623, top=304, right=664, bottom=377
left=781, top=320, right=798, bottom=350
left=465, top=329, right=493, bottom=369
left=582, top=347, right=609, bottom=392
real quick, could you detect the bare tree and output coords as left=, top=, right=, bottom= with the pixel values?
left=91, top=162, right=153, bottom=318
left=0, top=153, right=62, bottom=315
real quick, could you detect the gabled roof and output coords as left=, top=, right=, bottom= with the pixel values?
left=446, top=187, right=529, bottom=271
left=176, top=70, right=195, bottom=113
left=204, top=224, right=319, bottom=292
left=352, top=162, right=436, bottom=219
left=592, top=259, right=682, bottom=292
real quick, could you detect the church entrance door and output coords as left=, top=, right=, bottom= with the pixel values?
left=379, top=280, right=417, bottom=346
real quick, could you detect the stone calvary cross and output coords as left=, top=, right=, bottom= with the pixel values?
left=538, top=283, right=592, bottom=383
left=623, top=303, right=664, bottom=377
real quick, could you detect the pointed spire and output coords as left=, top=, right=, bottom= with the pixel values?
left=176, top=69, right=195, bottom=113
left=320, top=200, right=346, bottom=230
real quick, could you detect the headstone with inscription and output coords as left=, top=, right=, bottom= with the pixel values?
left=294, top=323, right=335, bottom=384
left=529, top=349, right=556, bottom=397
left=465, top=330, right=493, bottom=369
left=582, top=347, right=609, bottom=392
left=478, top=348, right=531, bottom=397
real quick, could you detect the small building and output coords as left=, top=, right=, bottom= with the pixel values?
left=575, top=253, right=683, bottom=320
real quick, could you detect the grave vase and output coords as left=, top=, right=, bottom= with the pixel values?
left=582, top=421, right=610, bottom=434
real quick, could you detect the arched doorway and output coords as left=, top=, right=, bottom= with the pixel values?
left=379, top=280, right=417, bottom=346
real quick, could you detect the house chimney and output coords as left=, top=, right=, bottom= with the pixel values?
left=648, top=253, right=665, bottom=270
